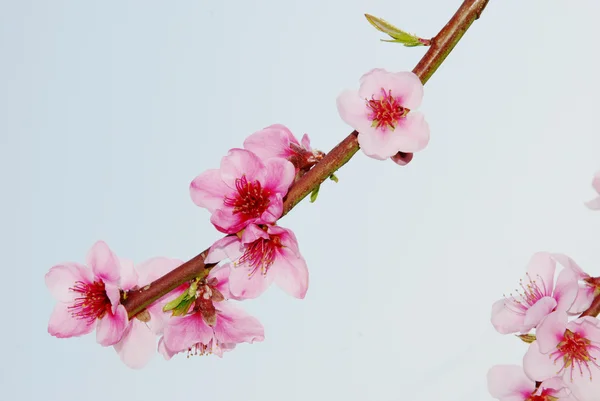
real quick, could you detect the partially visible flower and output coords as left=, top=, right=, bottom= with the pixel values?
left=551, top=253, right=596, bottom=315
left=190, top=148, right=295, bottom=234
left=243, top=124, right=324, bottom=177
left=113, top=257, right=183, bottom=369
left=336, top=68, right=429, bottom=160
left=491, top=252, right=578, bottom=334
left=45, top=241, right=128, bottom=346
left=523, top=312, right=600, bottom=401
left=160, top=264, right=264, bottom=358
left=585, top=171, right=600, bottom=210
left=487, top=364, right=576, bottom=401
left=206, top=224, right=309, bottom=300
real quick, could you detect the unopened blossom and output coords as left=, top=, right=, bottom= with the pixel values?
left=113, top=257, right=183, bottom=369
left=491, top=252, right=578, bottom=334
left=487, top=364, right=576, bottom=401
left=243, top=124, right=324, bottom=176
left=585, top=171, right=600, bottom=210
left=551, top=253, right=596, bottom=315
left=190, top=148, right=295, bottom=234
left=206, top=223, right=309, bottom=299
left=45, top=241, right=128, bottom=346
left=336, top=68, right=429, bottom=160
left=160, top=264, right=264, bottom=358
left=390, top=151, right=413, bottom=166
left=524, top=312, right=600, bottom=401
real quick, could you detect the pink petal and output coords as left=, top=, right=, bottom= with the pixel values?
left=592, top=171, right=600, bottom=193
left=270, top=225, right=300, bottom=255
left=208, top=263, right=232, bottom=299
left=392, top=112, right=430, bottom=153
left=272, top=248, right=309, bottom=299
left=242, top=223, right=270, bottom=244
left=357, top=127, right=403, bottom=160
left=114, top=319, right=157, bottom=369
left=96, top=304, right=128, bottom=347
left=336, top=90, right=371, bottom=133
left=210, top=208, right=248, bottom=234
left=45, top=263, right=90, bottom=303
left=525, top=252, right=556, bottom=296
left=358, top=70, right=424, bottom=110
left=118, top=258, right=138, bottom=291
left=523, top=341, right=559, bottom=382
left=206, top=235, right=242, bottom=264
left=135, top=257, right=183, bottom=287
left=260, top=193, right=284, bottom=224
left=551, top=253, right=589, bottom=280
left=213, top=302, right=264, bottom=345
left=86, top=241, right=121, bottom=284
left=189, top=169, right=231, bottom=212
left=263, top=158, right=295, bottom=195
left=491, top=298, right=525, bottom=335
left=300, top=133, right=311, bottom=150
left=228, top=264, right=274, bottom=299
left=566, top=352, right=600, bottom=401
left=48, top=303, right=94, bottom=338
left=220, top=148, right=266, bottom=189
left=487, top=365, right=534, bottom=400
left=568, top=284, right=594, bottom=315
left=567, top=317, right=600, bottom=343
left=104, top=282, right=122, bottom=314
left=585, top=196, right=600, bottom=210
left=553, top=268, right=579, bottom=313
left=163, top=313, right=213, bottom=353
left=522, top=296, right=557, bottom=331
left=145, top=302, right=170, bottom=335
left=157, top=337, right=176, bottom=360
left=536, top=311, right=568, bottom=354
left=243, top=125, right=292, bottom=160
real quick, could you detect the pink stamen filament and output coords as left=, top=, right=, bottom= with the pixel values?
left=223, top=175, right=271, bottom=218
left=366, top=88, right=410, bottom=131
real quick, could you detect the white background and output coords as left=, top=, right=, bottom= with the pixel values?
left=3, top=0, right=600, bottom=400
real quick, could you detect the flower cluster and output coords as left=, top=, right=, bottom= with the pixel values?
left=488, top=173, right=600, bottom=401
left=45, top=124, right=320, bottom=368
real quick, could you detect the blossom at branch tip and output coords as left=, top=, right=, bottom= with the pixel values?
left=206, top=224, right=309, bottom=300
left=160, top=264, right=264, bottom=358
left=190, top=148, right=295, bottom=234
left=45, top=241, right=129, bottom=347
left=491, top=252, right=579, bottom=335
left=336, top=68, right=429, bottom=160
left=487, top=364, right=576, bottom=401
left=113, top=257, right=183, bottom=369
left=585, top=171, right=600, bottom=210
left=243, top=124, right=324, bottom=176
left=523, top=312, right=600, bottom=401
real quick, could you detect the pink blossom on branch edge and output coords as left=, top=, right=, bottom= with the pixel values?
left=523, top=312, right=600, bottom=401
left=206, top=224, right=309, bottom=300
left=336, top=68, right=429, bottom=160
left=585, top=171, right=600, bottom=210
left=190, top=148, right=295, bottom=234
left=487, top=364, right=576, bottom=401
left=45, top=241, right=128, bottom=347
left=243, top=124, right=324, bottom=175
left=490, top=252, right=579, bottom=335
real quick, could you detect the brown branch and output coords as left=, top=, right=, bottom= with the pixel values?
left=122, top=0, right=492, bottom=318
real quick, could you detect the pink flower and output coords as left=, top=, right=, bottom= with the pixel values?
left=45, top=241, right=128, bottom=346
left=523, top=312, right=600, bottom=401
left=206, top=224, right=309, bottom=300
left=491, top=252, right=579, bottom=334
left=243, top=124, right=324, bottom=175
left=336, top=68, right=429, bottom=160
left=487, top=365, right=576, bottom=401
left=113, top=257, right=183, bottom=369
left=550, top=253, right=596, bottom=315
left=160, top=264, right=264, bottom=358
left=585, top=171, right=600, bottom=210
left=190, top=148, right=295, bottom=234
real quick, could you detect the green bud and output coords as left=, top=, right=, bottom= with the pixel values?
left=310, top=185, right=320, bottom=203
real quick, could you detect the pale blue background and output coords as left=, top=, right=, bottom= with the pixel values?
left=3, top=0, right=600, bottom=400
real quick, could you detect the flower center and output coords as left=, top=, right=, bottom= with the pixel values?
left=236, top=235, right=282, bottom=276
left=223, top=175, right=271, bottom=219
left=550, top=329, right=600, bottom=381
left=366, top=88, right=410, bottom=131
left=68, top=280, right=111, bottom=323
left=527, top=394, right=558, bottom=401
left=503, top=273, right=549, bottom=315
